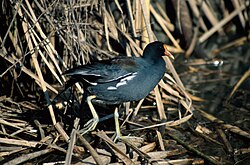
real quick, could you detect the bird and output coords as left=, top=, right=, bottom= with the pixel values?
left=63, top=41, right=174, bottom=136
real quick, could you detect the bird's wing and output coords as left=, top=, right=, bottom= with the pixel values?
left=63, top=56, right=140, bottom=84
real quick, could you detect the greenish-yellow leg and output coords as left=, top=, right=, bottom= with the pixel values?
left=78, top=95, right=99, bottom=135
left=114, top=108, right=122, bottom=139
left=114, top=107, right=131, bottom=141
left=114, top=108, right=141, bottom=142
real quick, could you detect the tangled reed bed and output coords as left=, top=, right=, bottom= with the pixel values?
left=0, top=0, right=250, bottom=164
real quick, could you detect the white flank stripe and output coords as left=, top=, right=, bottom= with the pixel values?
left=77, top=71, right=101, bottom=76
left=89, top=82, right=98, bottom=85
left=83, top=78, right=97, bottom=85
left=116, top=81, right=127, bottom=87
left=116, top=72, right=137, bottom=88
left=107, top=86, right=117, bottom=90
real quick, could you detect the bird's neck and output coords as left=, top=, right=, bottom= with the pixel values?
left=142, top=54, right=164, bottom=64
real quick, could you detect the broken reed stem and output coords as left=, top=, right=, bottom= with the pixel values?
left=16, top=1, right=57, bottom=126
left=140, top=0, right=154, bottom=43
left=150, top=5, right=182, bottom=50
left=139, top=0, right=166, bottom=122
left=199, top=1, right=249, bottom=43
left=166, top=128, right=221, bottom=165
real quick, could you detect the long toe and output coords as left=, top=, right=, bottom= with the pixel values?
left=113, top=108, right=143, bottom=143
left=79, top=118, right=99, bottom=135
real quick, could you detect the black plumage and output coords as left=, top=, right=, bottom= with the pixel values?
left=64, top=41, right=174, bottom=105
left=63, top=41, right=174, bottom=135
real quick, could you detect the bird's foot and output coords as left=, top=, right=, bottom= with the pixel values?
left=115, top=133, right=143, bottom=143
left=78, top=118, right=99, bottom=135
left=114, top=108, right=142, bottom=142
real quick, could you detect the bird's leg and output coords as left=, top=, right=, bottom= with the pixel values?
left=114, top=108, right=143, bottom=144
left=78, top=95, right=99, bottom=135
left=114, top=108, right=150, bottom=160
left=114, top=107, right=130, bottom=141
left=114, top=107, right=122, bottom=139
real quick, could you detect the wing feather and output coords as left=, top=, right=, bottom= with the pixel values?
left=63, top=56, right=139, bottom=84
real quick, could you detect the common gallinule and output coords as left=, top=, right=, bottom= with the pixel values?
left=64, top=41, right=174, bottom=135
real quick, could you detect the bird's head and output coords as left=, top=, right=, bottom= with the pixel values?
left=142, top=41, right=174, bottom=60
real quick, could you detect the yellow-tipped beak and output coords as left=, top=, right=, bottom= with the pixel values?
left=163, top=44, right=175, bottom=60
